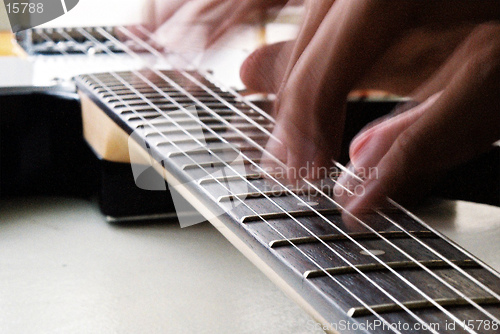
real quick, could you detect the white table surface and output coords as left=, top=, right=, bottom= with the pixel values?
left=0, top=197, right=326, bottom=334
left=1, top=197, right=499, bottom=334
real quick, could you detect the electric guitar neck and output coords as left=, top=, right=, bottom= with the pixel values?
left=75, top=66, right=500, bottom=333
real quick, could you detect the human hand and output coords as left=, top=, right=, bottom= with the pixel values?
left=141, top=0, right=288, bottom=51
left=240, top=0, right=500, bottom=220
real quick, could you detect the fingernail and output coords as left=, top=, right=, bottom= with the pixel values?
left=350, top=134, right=387, bottom=172
left=350, top=128, right=375, bottom=160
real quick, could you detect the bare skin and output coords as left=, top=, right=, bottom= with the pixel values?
left=141, top=0, right=287, bottom=50
left=152, top=0, right=500, bottom=220
left=242, top=0, right=500, bottom=218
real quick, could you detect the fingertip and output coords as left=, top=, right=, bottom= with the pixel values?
left=349, top=130, right=374, bottom=164
left=240, top=47, right=272, bottom=93
left=241, top=42, right=290, bottom=94
left=342, top=179, right=386, bottom=218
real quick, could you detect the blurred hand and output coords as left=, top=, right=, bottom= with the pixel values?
left=240, top=0, right=500, bottom=218
left=142, top=0, right=288, bottom=51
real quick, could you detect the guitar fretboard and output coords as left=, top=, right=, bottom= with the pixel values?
left=76, top=68, right=500, bottom=333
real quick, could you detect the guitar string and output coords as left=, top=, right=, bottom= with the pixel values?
left=109, top=31, right=496, bottom=328
left=81, top=25, right=495, bottom=328
left=385, top=197, right=500, bottom=280
left=129, top=25, right=500, bottom=320
left=73, top=29, right=444, bottom=333
left=40, top=32, right=416, bottom=334
left=47, top=29, right=441, bottom=332
left=77, top=26, right=491, bottom=329
left=42, top=26, right=484, bottom=332
left=95, top=25, right=500, bottom=329
left=133, top=23, right=500, bottom=309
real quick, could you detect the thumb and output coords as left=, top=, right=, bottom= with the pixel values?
left=240, top=41, right=294, bottom=94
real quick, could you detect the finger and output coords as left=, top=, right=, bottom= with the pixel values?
left=206, top=1, right=260, bottom=48
left=207, top=0, right=292, bottom=48
left=412, top=23, right=500, bottom=101
left=269, top=0, right=414, bottom=180
left=240, top=41, right=294, bottom=93
left=275, top=0, right=335, bottom=109
left=349, top=93, right=441, bottom=166
left=348, top=24, right=500, bottom=162
left=148, top=0, right=218, bottom=52
left=343, top=39, right=500, bottom=217
left=154, top=0, right=191, bottom=28
left=333, top=93, right=441, bottom=208
left=354, top=25, right=473, bottom=97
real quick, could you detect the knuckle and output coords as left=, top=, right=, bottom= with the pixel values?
left=464, top=23, right=500, bottom=54
left=462, top=44, right=500, bottom=85
left=465, top=23, right=500, bottom=74
left=468, top=23, right=500, bottom=48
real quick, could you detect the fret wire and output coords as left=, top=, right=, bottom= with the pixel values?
left=218, top=188, right=314, bottom=202
left=168, top=146, right=260, bottom=158
left=150, top=123, right=272, bottom=135
left=198, top=173, right=266, bottom=184
left=67, top=25, right=488, bottom=328
left=388, top=197, right=500, bottom=281
left=157, top=134, right=268, bottom=145
left=269, top=231, right=438, bottom=248
left=242, top=209, right=342, bottom=224
left=138, top=25, right=500, bottom=312
left=130, top=28, right=498, bottom=328
left=198, top=171, right=340, bottom=186
left=333, top=162, right=500, bottom=319
left=84, top=70, right=406, bottom=334
left=70, top=29, right=426, bottom=332
left=304, top=259, right=480, bottom=279
left=349, top=297, right=500, bottom=318
left=100, top=26, right=489, bottom=330
left=183, top=159, right=260, bottom=171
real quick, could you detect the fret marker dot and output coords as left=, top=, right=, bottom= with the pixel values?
left=360, top=250, right=385, bottom=256
left=298, top=201, right=319, bottom=207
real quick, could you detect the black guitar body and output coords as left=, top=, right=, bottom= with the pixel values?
left=0, top=86, right=178, bottom=218
left=0, top=87, right=97, bottom=198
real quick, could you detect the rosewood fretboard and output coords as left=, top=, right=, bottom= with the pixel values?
left=76, top=69, right=500, bottom=334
